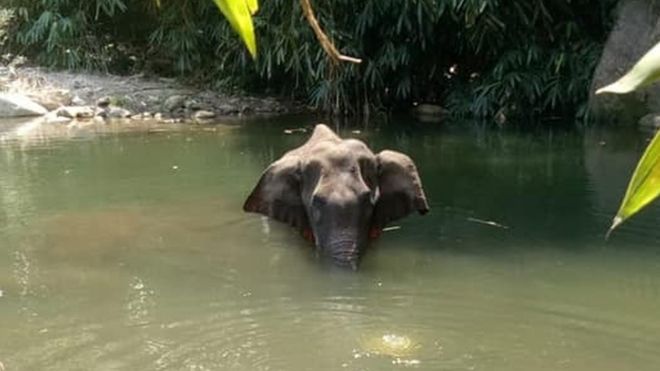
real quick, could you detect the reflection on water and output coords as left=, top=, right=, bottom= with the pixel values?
left=0, top=117, right=659, bottom=370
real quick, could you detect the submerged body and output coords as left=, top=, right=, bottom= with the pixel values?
left=244, top=124, right=429, bottom=267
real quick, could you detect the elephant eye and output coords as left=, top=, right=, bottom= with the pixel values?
left=312, top=195, right=328, bottom=207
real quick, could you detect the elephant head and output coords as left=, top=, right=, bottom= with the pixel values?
left=243, top=124, right=429, bottom=268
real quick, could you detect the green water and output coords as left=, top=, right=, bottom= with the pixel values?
left=0, top=117, right=659, bottom=371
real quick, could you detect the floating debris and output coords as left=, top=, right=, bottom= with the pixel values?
left=382, top=226, right=401, bottom=232
left=284, top=128, right=308, bottom=134
left=466, top=217, right=509, bottom=229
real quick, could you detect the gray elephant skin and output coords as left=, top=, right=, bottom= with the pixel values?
left=243, top=124, right=429, bottom=268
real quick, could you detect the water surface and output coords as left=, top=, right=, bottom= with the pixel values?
left=1, top=117, right=659, bottom=370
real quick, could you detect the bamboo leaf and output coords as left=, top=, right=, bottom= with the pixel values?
left=212, top=0, right=259, bottom=58
left=607, top=131, right=660, bottom=237
left=596, top=41, right=660, bottom=94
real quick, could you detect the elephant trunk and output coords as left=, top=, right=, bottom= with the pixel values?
left=324, top=238, right=361, bottom=268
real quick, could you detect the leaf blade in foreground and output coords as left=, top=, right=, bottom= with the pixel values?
left=608, top=131, right=660, bottom=237
left=596, top=41, right=660, bottom=94
left=213, top=0, right=259, bottom=58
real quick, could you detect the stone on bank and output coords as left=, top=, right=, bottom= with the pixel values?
left=56, top=106, right=95, bottom=119
left=0, top=93, right=48, bottom=118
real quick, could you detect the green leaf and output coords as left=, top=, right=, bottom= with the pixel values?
left=607, top=131, right=660, bottom=237
left=213, top=0, right=259, bottom=58
left=596, top=41, right=660, bottom=94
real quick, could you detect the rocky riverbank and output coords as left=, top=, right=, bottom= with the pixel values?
left=0, top=64, right=298, bottom=124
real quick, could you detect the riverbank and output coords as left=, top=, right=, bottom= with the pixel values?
left=0, top=64, right=301, bottom=124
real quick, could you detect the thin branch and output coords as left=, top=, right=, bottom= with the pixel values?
left=299, top=0, right=362, bottom=65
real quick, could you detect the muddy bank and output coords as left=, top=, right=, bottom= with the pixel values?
left=0, top=64, right=300, bottom=123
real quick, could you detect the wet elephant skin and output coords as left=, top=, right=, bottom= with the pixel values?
left=244, top=124, right=429, bottom=268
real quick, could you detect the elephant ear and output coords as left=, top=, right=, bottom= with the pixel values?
left=372, top=150, right=429, bottom=229
left=243, top=156, right=310, bottom=231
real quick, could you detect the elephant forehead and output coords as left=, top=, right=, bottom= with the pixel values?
left=315, top=172, right=369, bottom=201
left=306, top=139, right=374, bottom=167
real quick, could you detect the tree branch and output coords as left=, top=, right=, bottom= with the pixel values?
left=299, top=0, right=362, bottom=65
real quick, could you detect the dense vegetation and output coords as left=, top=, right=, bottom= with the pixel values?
left=1, top=0, right=616, bottom=119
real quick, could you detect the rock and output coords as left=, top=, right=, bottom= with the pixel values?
left=184, top=99, right=203, bottom=111
left=194, top=110, right=216, bottom=121
left=216, top=103, right=239, bottom=115
left=26, top=89, right=73, bottom=111
left=413, top=103, right=447, bottom=123
left=0, top=65, right=16, bottom=80
left=146, top=95, right=161, bottom=106
left=56, top=106, right=95, bottom=119
left=0, top=93, right=48, bottom=117
left=154, top=112, right=163, bottom=121
left=107, top=106, right=132, bottom=118
left=71, top=95, right=87, bottom=106
left=119, top=95, right=134, bottom=108
left=589, top=0, right=660, bottom=123
left=171, top=107, right=186, bottom=118
left=414, top=103, right=447, bottom=116
left=163, top=95, right=186, bottom=112
left=96, top=96, right=111, bottom=108
left=95, top=107, right=108, bottom=118
left=639, top=113, right=660, bottom=128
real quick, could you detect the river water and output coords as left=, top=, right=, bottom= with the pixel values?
left=0, top=116, right=659, bottom=371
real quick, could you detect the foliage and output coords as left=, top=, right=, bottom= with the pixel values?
left=596, top=41, right=660, bottom=236
left=213, top=0, right=615, bottom=117
left=3, top=0, right=616, bottom=118
left=0, top=8, right=14, bottom=48
left=3, top=0, right=147, bottom=71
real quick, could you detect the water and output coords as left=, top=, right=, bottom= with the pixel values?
left=0, top=116, right=659, bottom=371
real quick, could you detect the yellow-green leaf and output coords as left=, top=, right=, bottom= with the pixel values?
left=213, top=0, right=259, bottom=58
left=596, top=41, right=660, bottom=94
left=608, top=131, right=660, bottom=237
left=245, top=0, right=258, bottom=13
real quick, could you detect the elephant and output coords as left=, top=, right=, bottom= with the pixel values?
left=243, top=124, right=429, bottom=268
